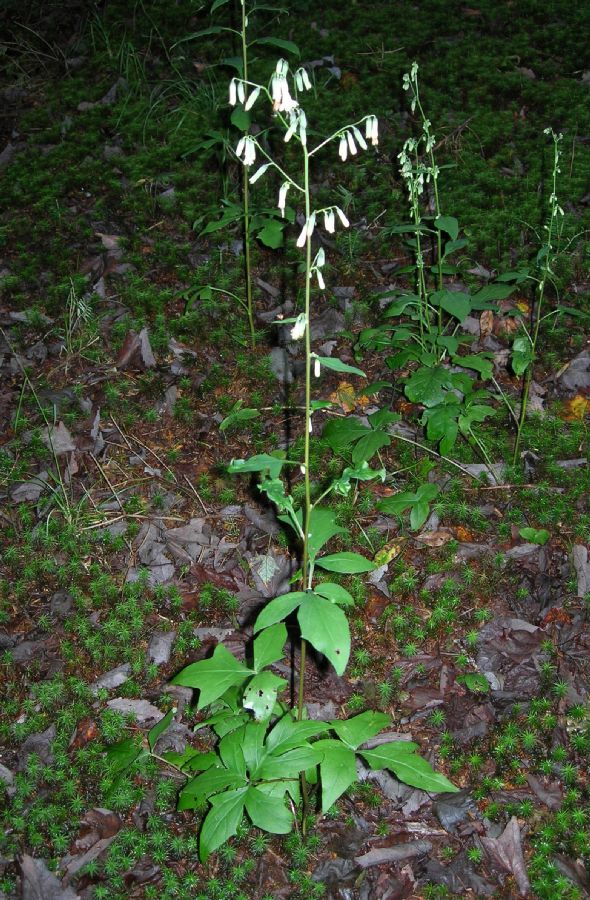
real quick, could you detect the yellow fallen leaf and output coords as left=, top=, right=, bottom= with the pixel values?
left=374, top=538, right=406, bottom=567
left=329, top=381, right=370, bottom=412
left=564, top=395, right=590, bottom=420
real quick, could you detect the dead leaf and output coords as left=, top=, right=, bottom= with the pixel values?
left=562, top=395, right=590, bottom=420
left=95, top=232, right=124, bottom=251
left=479, top=309, right=494, bottom=338
left=415, top=529, right=454, bottom=548
left=19, top=856, right=80, bottom=900
left=481, top=816, right=530, bottom=896
left=329, top=381, right=369, bottom=412
left=41, top=421, right=76, bottom=455
left=374, top=538, right=405, bottom=566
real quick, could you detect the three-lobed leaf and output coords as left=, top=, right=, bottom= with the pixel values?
left=171, top=644, right=253, bottom=710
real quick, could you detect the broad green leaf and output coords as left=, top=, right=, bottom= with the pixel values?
left=314, top=738, right=358, bottom=812
left=458, top=404, right=495, bottom=435
left=245, top=785, right=293, bottom=833
left=220, top=406, right=260, bottom=432
left=351, top=430, right=391, bottom=465
left=178, top=768, right=246, bottom=812
left=200, top=786, right=248, bottom=861
left=316, top=551, right=375, bottom=574
left=250, top=36, right=300, bottom=55
left=322, top=418, right=370, bottom=453
left=174, top=750, right=218, bottom=773
left=332, top=462, right=386, bottom=496
left=442, top=238, right=468, bottom=256
left=174, top=26, right=231, bottom=44
left=219, top=726, right=247, bottom=776
left=511, top=336, right=534, bottom=376
left=410, top=500, right=430, bottom=530
left=430, top=289, right=471, bottom=323
left=454, top=354, right=493, bottom=380
left=382, top=294, right=421, bottom=317
left=243, top=671, right=287, bottom=722
left=211, top=0, right=230, bottom=11
left=253, top=592, right=307, bottom=633
left=230, top=107, right=251, bottom=132
left=297, top=594, right=351, bottom=675
left=266, top=714, right=327, bottom=756
left=258, top=477, right=296, bottom=518
left=253, top=623, right=287, bottom=672
left=314, top=583, right=354, bottom=607
left=368, top=408, right=401, bottom=429
left=257, top=217, right=285, bottom=248
left=405, top=365, right=453, bottom=407
left=456, top=673, right=490, bottom=693
left=302, top=507, right=347, bottom=561
left=436, top=335, right=459, bottom=354
left=228, top=453, right=284, bottom=479
left=422, top=405, right=460, bottom=456
left=495, top=269, right=530, bottom=283
left=241, top=721, right=268, bottom=776
left=171, top=644, right=253, bottom=710
left=434, top=215, right=459, bottom=241
left=257, top=745, right=323, bottom=780
left=360, top=743, right=459, bottom=793
left=314, top=356, right=366, bottom=378
left=104, top=738, right=143, bottom=776
left=519, top=527, right=550, bottom=545
left=377, top=491, right=415, bottom=516
left=148, top=708, right=174, bottom=752
left=472, top=283, right=515, bottom=303
left=330, top=711, right=390, bottom=750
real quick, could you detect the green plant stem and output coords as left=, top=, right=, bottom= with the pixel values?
left=241, top=1, right=255, bottom=348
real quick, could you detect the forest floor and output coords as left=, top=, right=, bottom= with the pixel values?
left=1, top=0, right=590, bottom=897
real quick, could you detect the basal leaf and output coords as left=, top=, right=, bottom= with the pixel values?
left=171, top=644, right=253, bottom=710
left=104, top=738, right=143, bottom=777
left=456, top=673, right=490, bottom=693
left=265, top=714, right=327, bottom=756
left=314, top=583, right=354, bottom=607
left=258, top=745, right=323, bottom=780
left=243, top=671, right=287, bottom=722
left=178, top=768, right=246, bottom=812
left=360, top=743, right=459, bottom=793
left=245, top=785, right=293, bottom=833
left=199, top=787, right=248, bottom=861
left=315, top=551, right=375, bottom=574
left=351, top=430, right=391, bottom=465
left=519, top=527, right=550, bottom=546
left=330, top=711, right=390, bottom=750
left=253, top=592, right=306, bottom=633
left=297, top=594, right=350, bottom=675
left=405, top=365, right=453, bottom=407
left=430, top=289, right=471, bottom=322
left=314, top=738, right=358, bottom=812
left=253, top=623, right=287, bottom=672
left=219, top=726, right=247, bottom=776
left=454, top=354, right=493, bottom=380
left=257, top=217, right=285, bottom=248
left=322, top=418, right=370, bottom=453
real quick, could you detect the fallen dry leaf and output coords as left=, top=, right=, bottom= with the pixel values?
left=328, top=381, right=369, bottom=412
left=479, top=309, right=494, bottom=338
left=415, top=529, right=454, bottom=548
left=562, top=395, right=590, bottom=420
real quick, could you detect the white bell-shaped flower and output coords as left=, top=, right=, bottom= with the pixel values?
left=278, top=181, right=290, bottom=217
left=290, top=313, right=307, bottom=341
left=338, top=134, right=348, bottom=161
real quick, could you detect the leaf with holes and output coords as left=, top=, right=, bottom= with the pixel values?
left=297, top=594, right=350, bottom=675
left=243, top=672, right=287, bottom=722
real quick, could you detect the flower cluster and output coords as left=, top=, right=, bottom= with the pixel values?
left=338, top=117, right=378, bottom=161
left=236, top=134, right=256, bottom=166
left=271, top=58, right=298, bottom=113
left=229, top=78, right=261, bottom=112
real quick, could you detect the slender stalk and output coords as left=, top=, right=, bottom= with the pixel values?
left=298, top=144, right=312, bottom=724
left=241, top=0, right=255, bottom=348
left=513, top=131, right=562, bottom=465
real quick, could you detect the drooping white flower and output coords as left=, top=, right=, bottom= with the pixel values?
left=316, top=269, right=325, bottom=289
left=244, top=86, right=261, bottom=111
left=237, top=80, right=246, bottom=104
left=290, top=313, right=307, bottom=341
left=324, top=209, right=335, bottom=233
left=346, top=130, right=357, bottom=155
left=335, top=207, right=350, bottom=228
left=295, top=66, right=312, bottom=91
left=306, top=211, right=316, bottom=239
left=236, top=135, right=256, bottom=166
left=249, top=163, right=270, bottom=184
left=365, top=115, right=379, bottom=146
left=298, top=109, right=307, bottom=146
left=313, top=356, right=321, bottom=377
left=284, top=109, right=299, bottom=142
left=352, top=125, right=367, bottom=151
left=296, top=222, right=307, bottom=247
left=278, top=181, right=290, bottom=217
left=229, top=79, right=237, bottom=106
left=338, top=134, right=348, bottom=161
